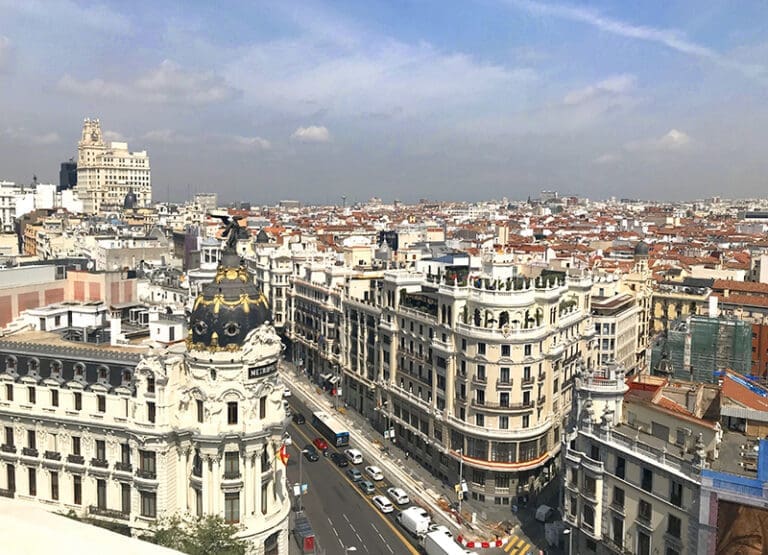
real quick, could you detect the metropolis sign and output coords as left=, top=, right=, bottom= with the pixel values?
left=248, top=362, right=278, bottom=379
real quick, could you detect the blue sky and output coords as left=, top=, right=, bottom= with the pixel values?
left=1, top=0, right=767, bottom=203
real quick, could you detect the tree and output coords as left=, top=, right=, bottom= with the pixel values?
left=148, top=514, right=249, bottom=555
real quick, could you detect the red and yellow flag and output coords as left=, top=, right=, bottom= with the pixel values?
left=279, top=444, right=290, bottom=465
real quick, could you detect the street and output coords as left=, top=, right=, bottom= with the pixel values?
left=285, top=395, right=420, bottom=555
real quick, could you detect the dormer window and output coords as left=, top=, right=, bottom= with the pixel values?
left=28, top=358, right=39, bottom=374
left=51, top=361, right=62, bottom=377
left=98, top=367, right=108, bottom=382
left=74, top=363, right=85, bottom=378
left=6, top=356, right=16, bottom=371
left=146, top=375, right=155, bottom=394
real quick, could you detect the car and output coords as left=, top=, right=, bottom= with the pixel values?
left=344, top=448, right=363, bottom=464
left=365, top=465, right=384, bottom=481
left=313, top=437, right=329, bottom=451
left=386, top=487, right=410, bottom=505
left=283, top=388, right=292, bottom=398
left=291, top=413, right=306, bottom=425
left=303, top=445, right=319, bottom=462
left=330, top=452, right=349, bottom=467
left=347, top=468, right=363, bottom=482
left=372, top=495, right=394, bottom=514
left=358, top=480, right=376, bottom=494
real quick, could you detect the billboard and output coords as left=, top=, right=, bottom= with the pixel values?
left=716, top=500, right=768, bottom=555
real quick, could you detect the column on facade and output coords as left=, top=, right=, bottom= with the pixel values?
left=179, top=448, right=188, bottom=513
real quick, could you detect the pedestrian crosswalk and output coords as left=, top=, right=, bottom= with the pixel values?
left=503, top=534, right=531, bottom=554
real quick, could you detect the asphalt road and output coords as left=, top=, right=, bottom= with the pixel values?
left=285, top=396, right=421, bottom=555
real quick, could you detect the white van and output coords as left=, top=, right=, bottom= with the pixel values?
left=344, top=448, right=363, bottom=464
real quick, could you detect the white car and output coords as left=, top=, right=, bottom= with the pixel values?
left=386, top=487, right=410, bottom=505
left=283, top=388, right=292, bottom=398
left=344, top=448, right=363, bottom=464
left=372, top=495, right=394, bottom=514
left=365, top=465, right=384, bottom=481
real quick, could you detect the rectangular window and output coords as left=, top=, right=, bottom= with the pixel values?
left=27, top=429, right=36, bottom=449
left=51, top=390, right=59, bottom=407
left=638, top=499, right=652, bottom=524
left=73, top=475, right=82, bottom=505
left=140, top=450, right=156, bottom=476
left=259, top=397, right=266, bottom=419
left=28, top=386, right=36, bottom=404
left=147, top=375, right=155, bottom=394
left=225, top=452, right=240, bottom=477
left=121, top=483, right=131, bottom=514
left=51, top=471, right=59, bottom=500
left=501, top=345, right=510, bottom=357
left=4, top=426, right=12, bottom=446
left=96, top=440, right=106, bottom=461
left=522, top=415, right=530, bottom=428
left=499, top=416, right=509, bottom=429
left=641, top=468, right=653, bottom=492
left=147, top=402, right=156, bottom=423
left=461, top=339, right=467, bottom=351
left=667, top=514, right=681, bottom=538
left=637, top=531, right=651, bottom=555
left=97, top=479, right=107, bottom=509
left=74, top=392, right=82, bottom=411
left=97, top=394, right=106, bottom=413
left=195, top=489, right=203, bottom=517
left=613, top=487, right=625, bottom=509
left=228, top=402, right=238, bottom=424
left=5, top=384, right=12, bottom=401
left=196, top=400, right=204, bottom=423
left=141, top=491, right=157, bottom=518
left=615, top=456, right=626, bottom=479
left=670, top=480, right=683, bottom=507
left=72, top=436, right=81, bottom=455
left=478, top=343, right=486, bottom=355
left=475, top=414, right=484, bottom=426
left=524, top=344, right=532, bottom=356
left=121, top=443, right=130, bottom=465
left=28, top=468, right=36, bottom=496
left=225, top=492, right=240, bottom=523
left=583, top=504, right=594, bottom=528
left=500, top=367, right=510, bottom=383
left=261, top=483, right=268, bottom=515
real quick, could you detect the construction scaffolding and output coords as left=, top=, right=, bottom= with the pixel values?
left=651, top=315, right=752, bottom=384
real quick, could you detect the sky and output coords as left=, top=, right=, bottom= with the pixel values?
left=1, top=0, right=767, bottom=204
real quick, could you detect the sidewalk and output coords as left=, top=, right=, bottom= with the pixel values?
left=281, top=361, right=531, bottom=549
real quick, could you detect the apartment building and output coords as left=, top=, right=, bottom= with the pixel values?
left=0, top=236, right=291, bottom=554
left=288, top=258, right=596, bottom=507
left=591, top=274, right=640, bottom=372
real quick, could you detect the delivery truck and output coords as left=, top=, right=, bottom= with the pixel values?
left=422, top=525, right=478, bottom=555
left=396, top=506, right=431, bottom=537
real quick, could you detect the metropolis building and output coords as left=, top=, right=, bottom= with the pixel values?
left=0, top=223, right=291, bottom=554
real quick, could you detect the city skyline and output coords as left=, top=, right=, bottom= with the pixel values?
left=1, top=1, right=767, bottom=204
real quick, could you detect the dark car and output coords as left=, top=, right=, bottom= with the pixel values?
left=303, top=445, right=319, bottom=462
left=330, top=452, right=349, bottom=467
left=292, top=413, right=306, bottom=425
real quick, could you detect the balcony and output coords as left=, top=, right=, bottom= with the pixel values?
left=67, top=454, right=85, bottom=465
left=21, top=447, right=39, bottom=458
left=471, top=399, right=516, bottom=413
left=91, top=458, right=109, bottom=469
left=88, top=505, right=130, bottom=521
left=581, top=487, right=597, bottom=502
left=136, top=469, right=157, bottom=480
left=610, top=500, right=625, bottom=515
left=454, top=395, right=469, bottom=406
left=0, top=444, right=16, bottom=453
left=537, top=373, right=546, bottom=383
left=510, top=400, right=534, bottom=411
left=471, top=375, right=487, bottom=386
left=637, top=511, right=653, bottom=528
left=537, top=395, right=546, bottom=406
left=114, top=461, right=133, bottom=473
left=521, top=376, right=535, bottom=387
left=44, top=450, right=61, bottom=461
left=496, top=378, right=513, bottom=389
left=456, top=373, right=468, bottom=383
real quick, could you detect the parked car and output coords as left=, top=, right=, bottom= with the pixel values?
left=330, top=452, right=349, bottom=467
left=292, top=412, right=306, bottom=425
left=358, top=480, right=376, bottom=494
left=283, top=388, right=292, bottom=398
left=372, top=495, right=394, bottom=514
left=365, top=465, right=384, bottom=481
left=303, top=445, right=319, bottom=462
left=313, top=437, right=329, bottom=451
left=347, top=468, right=363, bottom=482
left=386, top=487, right=410, bottom=505
left=344, top=448, right=363, bottom=464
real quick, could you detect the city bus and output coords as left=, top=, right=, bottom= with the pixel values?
left=311, top=411, right=350, bottom=447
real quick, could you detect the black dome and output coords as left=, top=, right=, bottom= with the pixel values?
left=188, top=251, right=270, bottom=351
left=123, top=189, right=138, bottom=210
left=634, top=241, right=649, bottom=256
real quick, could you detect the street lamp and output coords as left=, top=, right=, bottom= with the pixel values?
left=297, top=449, right=309, bottom=512
left=563, top=527, right=573, bottom=555
left=456, top=448, right=465, bottom=516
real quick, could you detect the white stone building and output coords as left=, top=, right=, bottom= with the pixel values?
left=76, top=119, right=151, bottom=214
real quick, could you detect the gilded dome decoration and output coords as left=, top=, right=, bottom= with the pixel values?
left=188, top=215, right=270, bottom=351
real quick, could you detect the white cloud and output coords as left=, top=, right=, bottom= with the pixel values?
left=564, top=74, right=636, bottom=106
left=593, top=153, right=620, bottom=165
left=231, top=135, right=272, bottom=150
left=625, top=129, right=692, bottom=152
left=1, top=0, right=132, bottom=36
left=103, top=130, right=125, bottom=142
left=291, top=125, right=331, bottom=143
left=142, top=129, right=196, bottom=144
left=57, top=60, right=238, bottom=105
left=511, top=0, right=766, bottom=80
left=1, top=127, right=59, bottom=145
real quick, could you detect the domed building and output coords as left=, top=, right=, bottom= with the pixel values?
left=0, top=216, right=291, bottom=554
